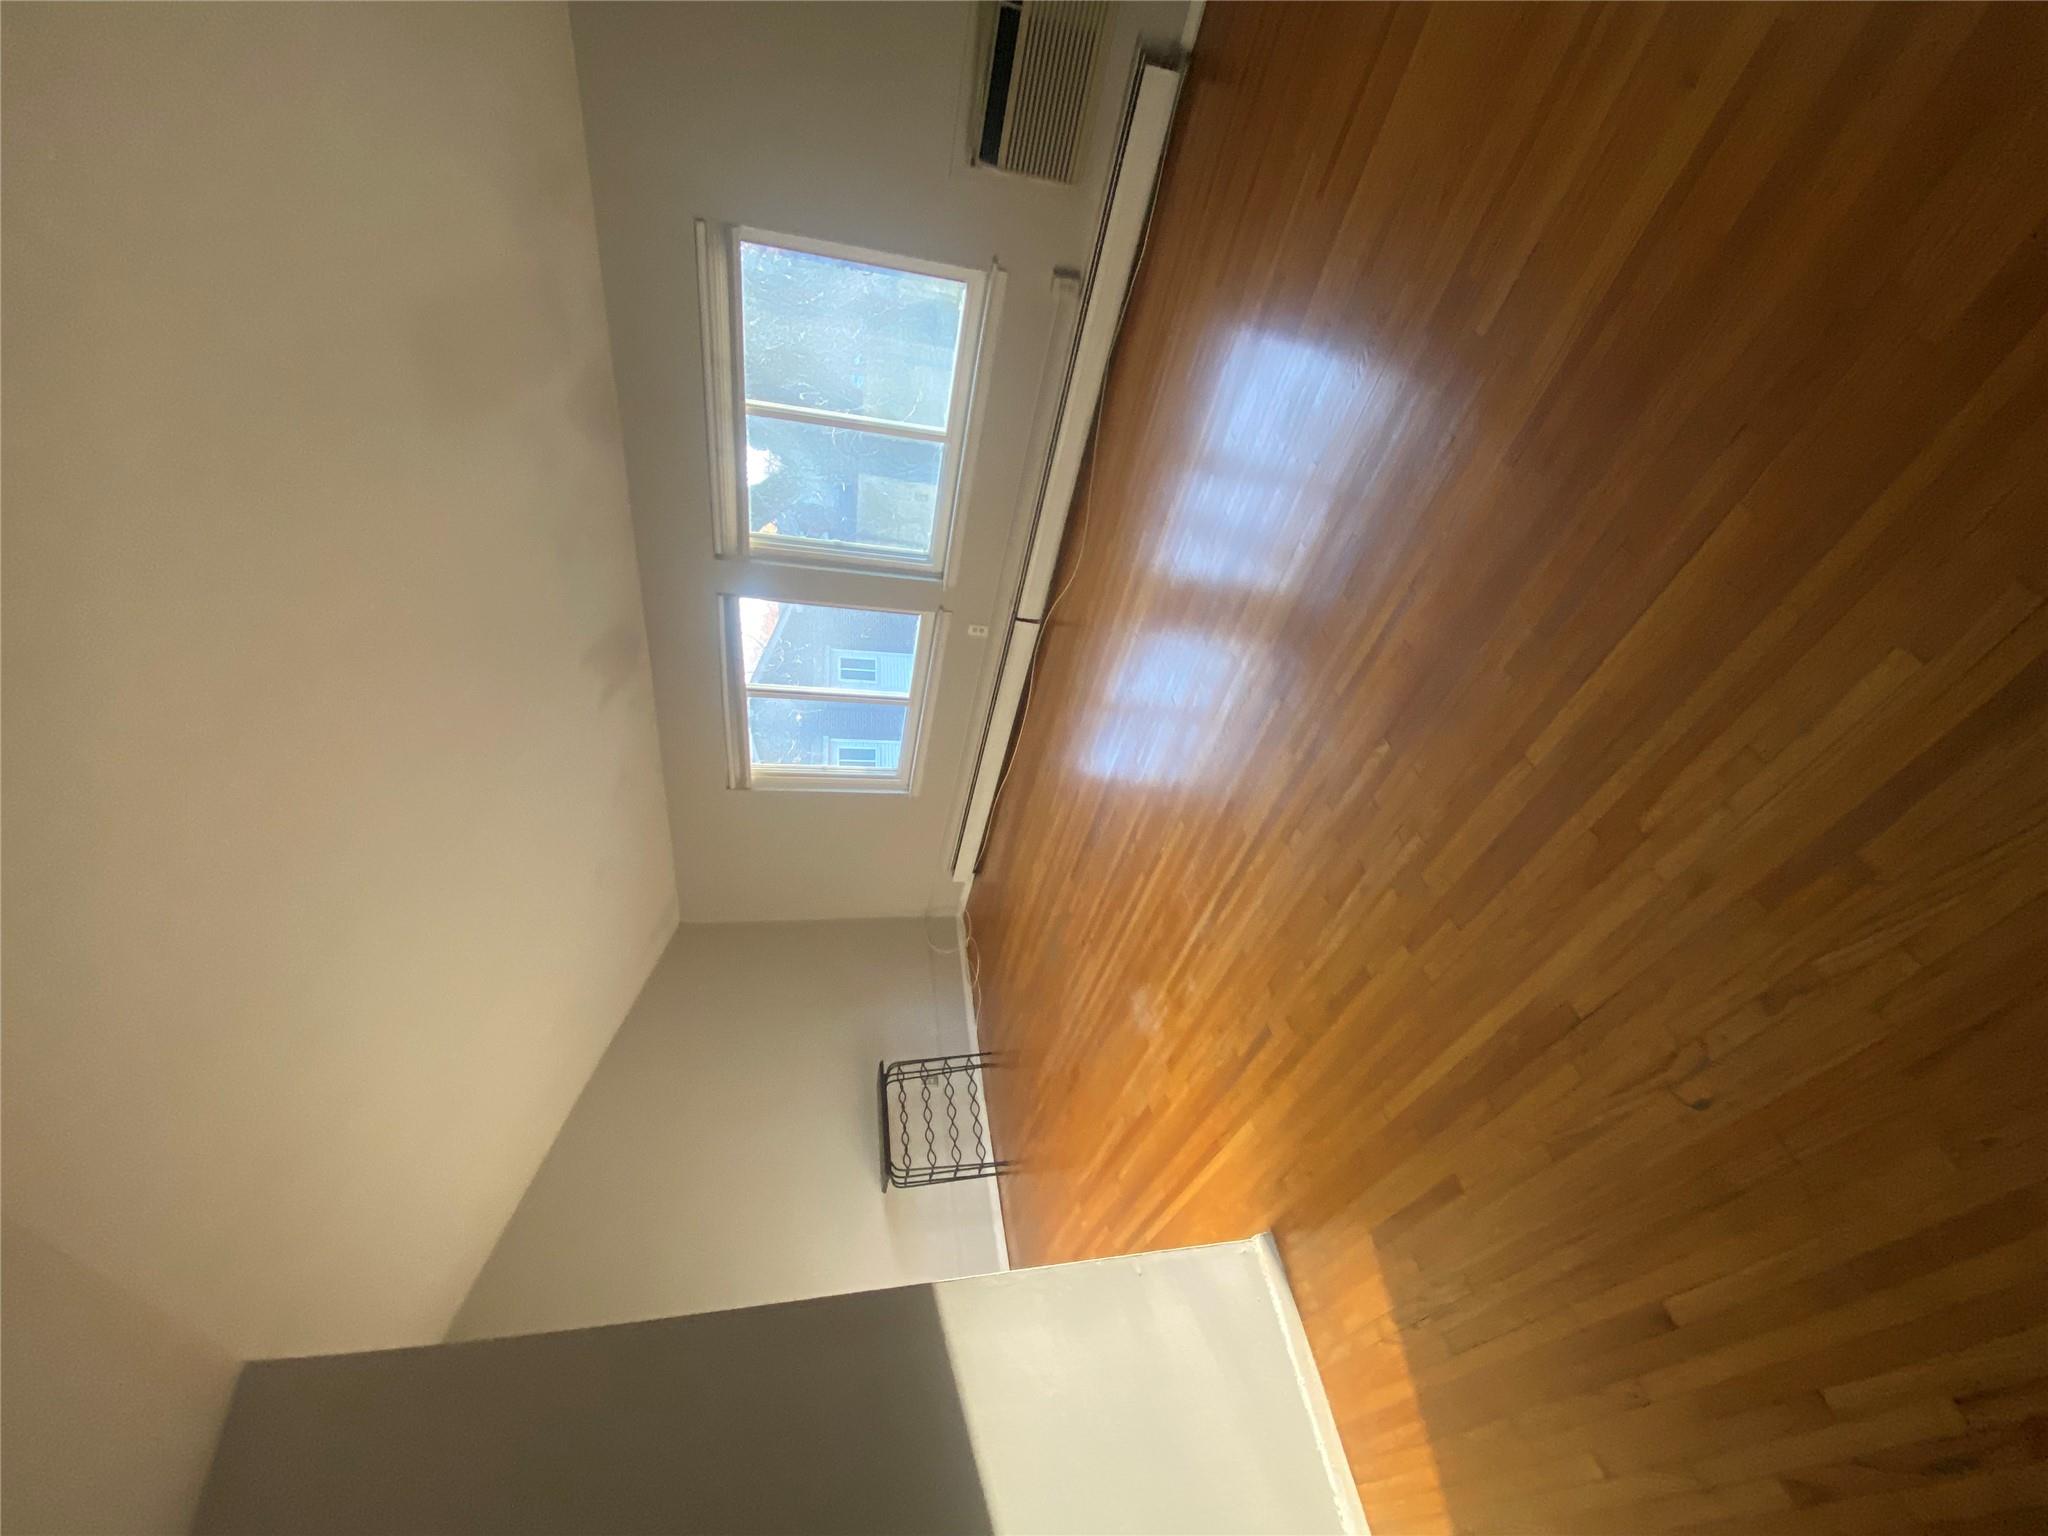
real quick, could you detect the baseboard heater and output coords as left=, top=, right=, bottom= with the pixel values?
left=949, top=55, right=1186, bottom=886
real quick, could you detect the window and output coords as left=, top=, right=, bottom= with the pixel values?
left=700, top=225, right=979, bottom=793
left=829, top=740, right=900, bottom=770
left=725, top=597, right=939, bottom=791
left=830, top=647, right=915, bottom=691
left=698, top=224, right=989, bottom=576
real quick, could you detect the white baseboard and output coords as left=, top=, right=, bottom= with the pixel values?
left=955, top=912, right=1011, bottom=1272
left=1254, top=1233, right=1370, bottom=1534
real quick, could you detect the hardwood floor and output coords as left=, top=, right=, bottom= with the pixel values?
left=965, top=5, right=2048, bottom=1531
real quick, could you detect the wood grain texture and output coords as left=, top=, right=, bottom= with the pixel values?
left=965, top=5, right=2048, bottom=1531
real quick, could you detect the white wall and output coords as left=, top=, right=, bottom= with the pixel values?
left=1, top=1221, right=242, bottom=1536
left=570, top=1, right=1185, bottom=922
left=2, top=3, right=676, bottom=1360
left=937, top=1240, right=1367, bottom=1535
left=451, top=919, right=1001, bottom=1340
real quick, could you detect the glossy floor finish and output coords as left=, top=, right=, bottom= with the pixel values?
left=966, top=5, right=2048, bottom=1532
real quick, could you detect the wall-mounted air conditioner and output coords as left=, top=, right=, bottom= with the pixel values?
left=971, top=0, right=1112, bottom=185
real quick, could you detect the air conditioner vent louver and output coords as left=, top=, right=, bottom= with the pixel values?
left=976, top=0, right=1109, bottom=184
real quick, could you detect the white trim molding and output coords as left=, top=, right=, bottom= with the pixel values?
left=954, top=912, right=1011, bottom=1271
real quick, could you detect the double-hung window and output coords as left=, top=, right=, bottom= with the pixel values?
left=700, top=224, right=991, bottom=792
left=723, top=597, right=937, bottom=792
left=699, top=225, right=988, bottom=576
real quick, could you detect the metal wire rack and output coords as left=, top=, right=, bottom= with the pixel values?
left=878, top=1052, right=1011, bottom=1189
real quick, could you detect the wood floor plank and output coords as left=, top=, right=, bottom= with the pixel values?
left=966, top=4, right=2048, bottom=1529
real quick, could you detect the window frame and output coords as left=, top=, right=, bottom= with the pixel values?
left=719, top=594, right=945, bottom=794
left=696, top=221, right=992, bottom=581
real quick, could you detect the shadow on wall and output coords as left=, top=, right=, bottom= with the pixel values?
left=194, top=1285, right=990, bottom=1536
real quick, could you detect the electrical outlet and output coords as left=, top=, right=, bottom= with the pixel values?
left=968, top=624, right=989, bottom=638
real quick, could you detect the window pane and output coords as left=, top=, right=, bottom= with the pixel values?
left=735, top=600, right=920, bottom=697
left=748, top=697, right=909, bottom=772
left=745, top=415, right=943, bottom=559
left=739, top=241, right=967, bottom=430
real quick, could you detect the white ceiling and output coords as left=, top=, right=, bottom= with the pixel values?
left=2, top=3, right=676, bottom=1358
